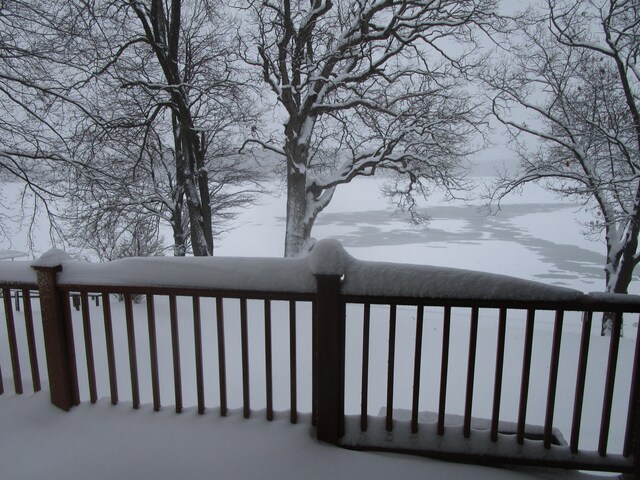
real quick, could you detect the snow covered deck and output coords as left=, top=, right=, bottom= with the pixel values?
left=1, top=239, right=639, bottom=474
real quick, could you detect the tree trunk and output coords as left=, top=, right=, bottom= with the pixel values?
left=170, top=206, right=187, bottom=257
left=153, top=1, right=213, bottom=257
left=183, top=176, right=211, bottom=256
left=172, top=230, right=187, bottom=256
left=602, top=237, right=638, bottom=336
left=285, top=170, right=313, bottom=257
left=283, top=115, right=322, bottom=257
left=196, top=147, right=214, bottom=253
left=172, top=114, right=211, bottom=256
left=169, top=186, right=187, bottom=256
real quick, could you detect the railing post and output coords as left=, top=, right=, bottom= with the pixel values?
left=309, top=239, right=349, bottom=445
left=314, top=274, right=345, bottom=444
left=32, top=251, right=79, bottom=411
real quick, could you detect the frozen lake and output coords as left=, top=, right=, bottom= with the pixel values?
left=212, top=175, right=612, bottom=294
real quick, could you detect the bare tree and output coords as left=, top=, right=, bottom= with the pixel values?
left=240, top=0, right=498, bottom=256
left=486, top=0, right=640, bottom=335
left=0, top=1, right=92, bottom=248
left=62, top=0, right=261, bottom=256
left=73, top=208, right=166, bottom=263
left=63, top=119, right=182, bottom=257
left=65, top=115, right=262, bottom=258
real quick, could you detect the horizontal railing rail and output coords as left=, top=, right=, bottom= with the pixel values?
left=342, top=292, right=640, bottom=311
left=1, top=239, right=639, bottom=474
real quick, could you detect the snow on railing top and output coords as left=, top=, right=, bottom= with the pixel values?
left=309, top=239, right=592, bottom=303
left=2, top=239, right=640, bottom=305
left=341, top=259, right=586, bottom=302
left=31, top=248, right=72, bottom=268
left=0, top=261, right=37, bottom=285
left=57, top=255, right=318, bottom=294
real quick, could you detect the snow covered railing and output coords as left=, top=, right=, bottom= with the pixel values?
left=1, top=239, right=640, bottom=474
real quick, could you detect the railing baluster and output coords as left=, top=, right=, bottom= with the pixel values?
left=123, top=293, right=140, bottom=409
left=438, top=306, right=451, bottom=436
left=361, top=303, right=371, bottom=432
left=289, top=300, right=297, bottom=424
left=102, top=293, right=118, bottom=405
left=340, top=302, right=346, bottom=434
left=622, top=319, right=640, bottom=458
left=22, top=289, right=40, bottom=392
left=146, top=295, right=160, bottom=411
left=3, top=288, right=22, bottom=394
left=491, top=307, right=507, bottom=442
left=624, top=314, right=640, bottom=458
left=169, top=295, right=183, bottom=413
left=385, top=304, right=397, bottom=432
left=0, top=288, right=3, bottom=393
left=599, top=311, right=623, bottom=456
left=62, top=291, right=81, bottom=406
left=193, top=296, right=205, bottom=414
left=570, top=311, right=592, bottom=453
left=80, top=292, right=97, bottom=403
left=464, top=307, right=479, bottom=438
left=216, top=297, right=228, bottom=416
left=411, top=306, right=424, bottom=434
left=312, top=300, right=317, bottom=427
left=517, top=308, right=536, bottom=445
left=264, top=300, right=273, bottom=421
left=240, top=298, right=250, bottom=418
left=544, top=309, right=564, bottom=449
left=63, top=293, right=81, bottom=406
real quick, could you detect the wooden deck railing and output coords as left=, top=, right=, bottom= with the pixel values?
left=1, top=239, right=640, bottom=474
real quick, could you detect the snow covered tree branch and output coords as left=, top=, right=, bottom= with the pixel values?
left=0, top=0, right=99, bottom=248
left=240, top=0, right=500, bottom=256
left=486, top=0, right=640, bottom=335
left=60, top=0, right=263, bottom=256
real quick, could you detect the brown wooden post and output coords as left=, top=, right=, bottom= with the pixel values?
left=314, top=274, right=345, bottom=444
left=309, top=239, right=349, bottom=444
left=32, top=263, right=79, bottom=411
left=627, top=315, right=640, bottom=477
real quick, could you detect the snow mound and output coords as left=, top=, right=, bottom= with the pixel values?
left=342, top=259, right=586, bottom=302
left=31, top=248, right=73, bottom=268
left=307, top=238, right=353, bottom=276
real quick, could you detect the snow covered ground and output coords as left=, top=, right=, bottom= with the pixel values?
left=0, top=176, right=633, bottom=479
left=1, top=390, right=604, bottom=480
